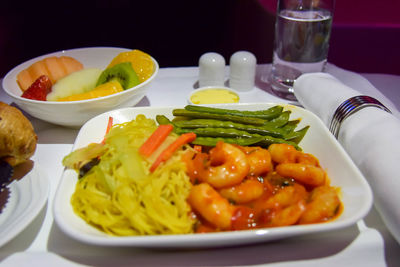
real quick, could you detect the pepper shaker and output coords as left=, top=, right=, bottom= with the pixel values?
left=229, top=51, right=257, bottom=91
left=198, top=52, right=226, bottom=87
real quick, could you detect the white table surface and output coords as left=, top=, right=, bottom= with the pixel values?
left=0, top=63, right=399, bottom=267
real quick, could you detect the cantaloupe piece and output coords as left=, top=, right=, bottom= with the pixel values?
left=61, top=56, right=83, bottom=73
left=17, top=56, right=83, bottom=91
left=16, top=70, right=33, bottom=92
left=43, top=57, right=66, bottom=82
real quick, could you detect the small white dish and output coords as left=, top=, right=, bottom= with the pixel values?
left=2, top=47, right=159, bottom=127
left=189, top=86, right=240, bottom=105
left=53, top=103, right=373, bottom=248
left=0, top=163, right=49, bottom=247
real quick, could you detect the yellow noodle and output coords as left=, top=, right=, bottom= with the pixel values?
left=71, top=115, right=195, bottom=236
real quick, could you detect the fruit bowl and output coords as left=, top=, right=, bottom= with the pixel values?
left=2, top=47, right=159, bottom=127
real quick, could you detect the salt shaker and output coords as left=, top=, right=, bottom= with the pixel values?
left=229, top=51, right=257, bottom=91
left=198, top=52, right=226, bottom=87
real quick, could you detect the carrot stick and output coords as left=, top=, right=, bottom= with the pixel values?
left=150, top=132, right=196, bottom=172
left=139, top=124, right=174, bottom=157
left=106, top=116, right=113, bottom=133
left=101, top=116, right=113, bottom=144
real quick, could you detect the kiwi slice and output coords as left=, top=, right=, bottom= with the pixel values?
left=96, top=62, right=140, bottom=90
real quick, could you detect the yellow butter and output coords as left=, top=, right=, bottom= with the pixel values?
left=190, top=89, right=239, bottom=104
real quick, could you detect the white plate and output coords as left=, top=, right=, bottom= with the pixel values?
left=53, top=103, right=373, bottom=248
left=0, top=163, right=49, bottom=247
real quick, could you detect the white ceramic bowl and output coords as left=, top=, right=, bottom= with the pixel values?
left=2, top=47, right=159, bottom=127
left=188, top=86, right=240, bottom=105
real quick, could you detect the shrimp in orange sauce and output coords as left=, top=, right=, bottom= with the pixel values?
left=299, top=185, right=341, bottom=224
left=239, top=146, right=273, bottom=177
left=256, top=183, right=308, bottom=227
left=268, top=143, right=299, bottom=164
left=268, top=143, right=320, bottom=166
left=269, top=143, right=326, bottom=186
left=185, top=142, right=342, bottom=232
left=189, top=141, right=250, bottom=189
left=296, top=152, right=320, bottom=166
left=187, top=183, right=236, bottom=230
left=275, top=163, right=326, bottom=187
left=219, top=177, right=265, bottom=204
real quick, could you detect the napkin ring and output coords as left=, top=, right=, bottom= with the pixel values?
left=329, top=95, right=392, bottom=138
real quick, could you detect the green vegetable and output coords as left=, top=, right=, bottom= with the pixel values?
left=176, top=127, right=255, bottom=138
left=172, top=109, right=266, bottom=125
left=184, top=105, right=284, bottom=120
left=281, top=119, right=300, bottom=130
left=156, top=115, right=172, bottom=125
left=284, top=126, right=310, bottom=144
left=191, top=136, right=264, bottom=147
left=268, top=111, right=291, bottom=127
left=159, top=105, right=309, bottom=149
left=177, top=127, right=301, bottom=149
left=255, top=136, right=302, bottom=151
left=173, top=118, right=286, bottom=138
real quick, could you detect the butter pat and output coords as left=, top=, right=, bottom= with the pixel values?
left=189, top=87, right=239, bottom=104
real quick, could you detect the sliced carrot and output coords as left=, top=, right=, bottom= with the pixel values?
left=101, top=116, right=113, bottom=144
left=139, top=124, right=174, bottom=157
left=106, top=116, right=113, bottom=134
left=149, top=132, right=196, bottom=172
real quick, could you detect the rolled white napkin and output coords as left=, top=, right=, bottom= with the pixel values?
left=294, top=72, right=400, bottom=244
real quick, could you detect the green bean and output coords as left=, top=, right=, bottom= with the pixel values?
left=281, top=119, right=300, bottom=133
left=184, top=105, right=283, bottom=120
left=284, top=126, right=309, bottom=144
left=176, top=127, right=255, bottom=138
left=255, top=136, right=302, bottom=151
left=158, top=106, right=308, bottom=149
left=173, top=119, right=286, bottom=138
left=268, top=111, right=291, bottom=127
left=191, top=136, right=264, bottom=147
left=156, top=115, right=172, bottom=125
left=157, top=115, right=264, bottom=141
left=172, top=109, right=266, bottom=125
left=177, top=127, right=301, bottom=149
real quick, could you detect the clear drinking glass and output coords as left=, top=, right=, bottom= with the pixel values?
left=267, top=0, right=335, bottom=100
